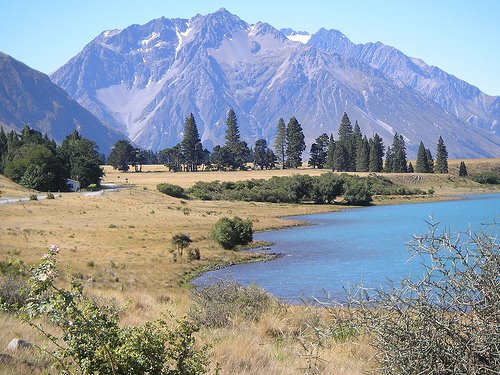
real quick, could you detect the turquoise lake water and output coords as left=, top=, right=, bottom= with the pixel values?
left=194, top=193, right=500, bottom=302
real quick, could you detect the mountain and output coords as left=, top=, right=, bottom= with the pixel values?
left=0, top=51, right=125, bottom=154
left=50, top=8, right=500, bottom=158
left=308, top=28, right=500, bottom=135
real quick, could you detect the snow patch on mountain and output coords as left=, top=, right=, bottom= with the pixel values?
left=286, top=34, right=311, bottom=44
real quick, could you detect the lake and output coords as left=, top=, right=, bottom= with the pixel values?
left=194, top=193, right=500, bottom=302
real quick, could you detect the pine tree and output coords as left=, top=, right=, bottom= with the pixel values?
left=225, top=109, right=240, bottom=148
left=353, top=121, right=363, bottom=151
left=274, top=118, right=287, bottom=169
left=391, top=134, right=407, bottom=173
left=285, top=117, right=306, bottom=168
left=458, top=161, right=468, bottom=177
left=308, top=133, right=329, bottom=168
left=407, top=161, right=414, bottom=173
left=325, top=134, right=336, bottom=170
left=254, top=139, right=269, bottom=170
left=415, top=141, right=429, bottom=173
left=224, top=109, right=249, bottom=170
left=181, top=113, right=203, bottom=171
left=435, top=136, right=449, bottom=173
left=355, top=136, right=370, bottom=172
left=384, top=146, right=394, bottom=172
left=336, top=113, right=355, bottom=171
left=369, top=133, right=384, bottom=172
left=426, top=148, right=434, bottom=173
left=0, top=126, right=7, bottom=169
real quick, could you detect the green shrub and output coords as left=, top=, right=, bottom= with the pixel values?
left=157, top=183, right=189, bottom=199
left=469, top=172, right=500, bottom=185
left=190, top=280, right=273, bottom=328
left=29, top=194, right=38, bottom=201
left=211, top=217, right=253, bottom=250
left=0, top=275, right=29, bottom=310
left=87, top=183, right=98, bottom=191
left=13, top=245, right=210, bottom=374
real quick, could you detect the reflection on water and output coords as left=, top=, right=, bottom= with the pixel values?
left=194, top=194, right=500, bottom=302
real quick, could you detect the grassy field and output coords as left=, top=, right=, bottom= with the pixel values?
left=0, top=159, right=498, bottom=374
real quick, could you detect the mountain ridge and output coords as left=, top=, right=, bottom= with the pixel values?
left=0, top=51, right=125, bottom=154
left=50, top=8, right=500, bottom=157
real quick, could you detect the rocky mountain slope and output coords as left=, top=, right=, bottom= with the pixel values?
left=50, top=9, right=500, bottom=157
left=0, top=52, right=124, bottom=154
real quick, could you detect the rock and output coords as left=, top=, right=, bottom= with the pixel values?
left=0, top=353, right=14, bottom=363
left=6, top=338, right=32, bottom=351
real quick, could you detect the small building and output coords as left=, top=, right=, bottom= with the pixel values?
left=66, top=179, right=81, bottom=192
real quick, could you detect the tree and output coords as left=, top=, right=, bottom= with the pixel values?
left=285, top=117, right=306, bottom=168
left=223, top=109, right=250, bottom=170
left=415, top=141, right=430, bottom=173
left=435, top=136, right=448, bottom=174
left=355, top=136, right=370, bottom=172
left=335, top=113, right=355, bottom=171
left=274, top=118, right=287, bottom=169
left=407, top=161, right=414, bottom=173
left=171, top=233, right=193, bottom=257
left=254, top=139, right=274, bottom=170
left=59, top=130, right=104, bottom=188
left=325, top=134, right=336, bottom=170
left=311, top=172, right=343, bottom=204
left=384, top=146, right=394, bottom=172
left=108, top=140, right=136, bottom=172
left=391, top=134, right=407, bottom=173
left=159, top=144, right=183, bottom=171
left=426, top=148, right=434, bottom=173
left=211, top=217, right=253, bottom=250
left=308, top=133, right=329, bottom=168
left=458, top=161, right=468, bottom=177
left=369, top=134, right=384, bottom=172
left=181, top=113, right=204, bottom=172
left=0, top=126, right=7, bottom=165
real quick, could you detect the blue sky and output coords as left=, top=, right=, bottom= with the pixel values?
left=1, top=0, right=499, bottom=95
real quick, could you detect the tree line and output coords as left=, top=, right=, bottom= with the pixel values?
left=108, top=110, right=449, bottom=175
left=0, top=126, right=104, bottom=191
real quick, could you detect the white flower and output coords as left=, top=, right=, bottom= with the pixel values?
left=47, top=270, right=55, bottom=279
left=49, top=244, right=60, bottom=254
left=38, top=273, right=48, bottom=282
left=41, top=254, right=50, bottom=260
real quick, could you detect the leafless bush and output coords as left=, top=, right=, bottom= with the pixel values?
left=190, top=280, right=273, bottom=328
left=347, top=222, right=499, bottom=374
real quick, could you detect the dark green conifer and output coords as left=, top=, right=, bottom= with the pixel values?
left=435, top=136, right=449, bottom=173
left=181, top=113, right=203, bottom=171
left=274, top=118, right=287, bottom=169
left=355, top=136, right=370, bottom=172
left=415, top=141, right=429, bottom=173
left=458, top=161, right=468, bottom=177
left=426, top=148, right=434, bottom=173
left=369, top=133, right=384, bottom=172
left=325, top=134, right=336, bottom=170
left=285, top=117, right=306, bottom=168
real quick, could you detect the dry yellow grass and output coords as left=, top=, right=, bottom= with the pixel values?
left=0, top=159, right=498, bottom=373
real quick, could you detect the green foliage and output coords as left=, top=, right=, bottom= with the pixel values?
left=29, top=193, right=38, bottom=201
left=368, top=133, right=384, bottom=172
left=46, top=192, right=55, bottom=199
left=59, top=130, right=104, bottom=187
left=181, top=113, right=203, bottom=172
left=108, top=140, right=135, bottom=172
left=340, top=174, right=372, bottom=206
left=157, top=183, right=189, bottom=199
left=211, top=217, right=253, bottom=250
left=10, top=245, right=209, bottom=374
left=434, top=136, right=448, bottom=173
left=308, top=133, right=329, bottom=169
left=310, top=172, right=343, bottom=204
left=223, top=109, right=250, bottom=170
left=285, top=116, right=306, bottom=168
left=334, top=113, right=355, bottom=172
left=190, top=280, right=273, bottom=328
left=415, top=141, right=430, bottom=173
left=273, top=118, right=287, bottom=169
left=458, top=161, right=468, bottom=177
left=254, top=139, right=276, bottom=170
left=469, top=171, right=500, bottom=185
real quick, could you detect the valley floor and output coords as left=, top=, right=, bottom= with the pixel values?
left=0, top=159, right=498, bottom=374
